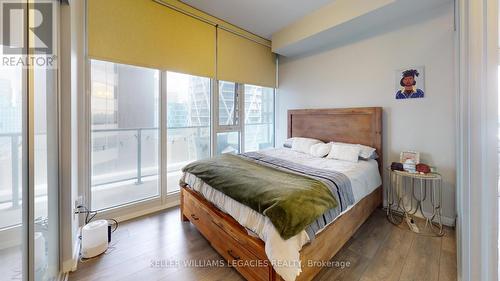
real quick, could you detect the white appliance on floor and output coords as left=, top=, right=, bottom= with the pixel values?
left=81, top=219, right=109, bottom=258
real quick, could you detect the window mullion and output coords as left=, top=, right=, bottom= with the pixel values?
left=160, top=71, right=168, bottom=199
left=239, top=83, right=245, bottom=153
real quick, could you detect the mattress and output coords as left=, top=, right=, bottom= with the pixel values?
left=181, top=148, right=382, bottom=281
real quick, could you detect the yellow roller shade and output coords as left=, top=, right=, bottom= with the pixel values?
left=217, top=29, right=276, bottom=88
left=88, top=0, right=216, bottom=78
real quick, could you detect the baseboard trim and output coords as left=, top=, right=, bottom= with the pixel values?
left=383, top=205, right=456, bottom=227
left=61, top=194, right=181, bottom=274
left=106, top=193, right=180, bottom=223
left=421, top=210, right=456, bottom=227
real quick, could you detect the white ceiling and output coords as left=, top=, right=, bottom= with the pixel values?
left=180, top=0, right=335, bottom=39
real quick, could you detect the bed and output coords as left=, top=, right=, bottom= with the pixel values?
left=180, top=107, right=383, bottom=281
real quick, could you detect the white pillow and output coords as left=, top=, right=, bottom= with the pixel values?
left=332, top=142, right=377, bottom=160
left=283, top=138, right=294, bottom=148
left=326, top=143, right=361, bottom=163
left=309, top=142, right=332, bottom=158
left=358, top=144, right=377, bottom=159
left=291, top=137, right=323, bottom=154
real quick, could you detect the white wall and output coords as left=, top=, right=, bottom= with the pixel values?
left=276, top=2, right=456, bottom=223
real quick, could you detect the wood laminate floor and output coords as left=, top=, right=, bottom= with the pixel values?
left=69, top=207, right=456, bottom=281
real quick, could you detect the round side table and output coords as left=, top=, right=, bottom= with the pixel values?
left=386, top=168, right=443, bottom=236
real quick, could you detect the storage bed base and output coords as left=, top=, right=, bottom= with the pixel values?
left=180, top=107, right=383, bottom=281
left=180, top=185, right=382, bottom=281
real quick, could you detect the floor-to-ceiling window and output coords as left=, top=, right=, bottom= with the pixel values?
left=166, top=71, right=211, bottom=193
left=216, top=81, right=240, bottom=155
left=0, top=55, right=25, bottom=281
left=88, top=64, right=275, bottom=214
left=0, top=2, right=60, bottom=280
left=90, top=60, right=160, bottom=210
left=243, top=84, right=275, bottom=152
left=33, top=60, right=59, bottom=281
left=497, top=60, right=500, bottom=276
left=214, top=81, right=275, bottom=155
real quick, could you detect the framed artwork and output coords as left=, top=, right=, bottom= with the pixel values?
left=400, top=151, right=420, bottom=164
left=395, top=66, right=425, bottom=99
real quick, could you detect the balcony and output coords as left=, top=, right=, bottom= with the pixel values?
left=0, top=123, right=273, bottom=229
left=91, top=126, right=211, bottom=210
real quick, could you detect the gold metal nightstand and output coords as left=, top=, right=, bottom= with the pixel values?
left=386, top=168, right=443, bottom=236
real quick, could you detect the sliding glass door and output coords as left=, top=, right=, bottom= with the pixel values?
left=90, top=63, right=216, bottom=206
left=0, top=55, right=25, bottom=281
left=33, top=61, right=59, bottom=281
left=0, top=1, right=60, bottom=280
left=90, top=60, right=160, bottom=210
left=0, top=66, right=58, bottom=280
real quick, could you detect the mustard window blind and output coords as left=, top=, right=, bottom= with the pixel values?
left=88, top=0, right=216, bottom=78
left=88, top=0, right=277, bottom=87
left=217, top=29, right=276, bottom=88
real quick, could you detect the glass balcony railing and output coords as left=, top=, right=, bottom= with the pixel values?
left=0, top=133, right=21, bottom=208
left=0, top=132, right=50, bottom=230
left=0, top=122, right=274, bottom=227
left=0, top=133, right=22, bottom=230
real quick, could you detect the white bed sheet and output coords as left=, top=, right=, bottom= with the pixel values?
left=181, top=148, right=381, bottom=281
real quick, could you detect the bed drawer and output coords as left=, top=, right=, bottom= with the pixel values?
left=210, top=224, right=270, bottom=281
left=183, top=192, right=215, bottom=237
left=182, top=187, right=272, bottom=281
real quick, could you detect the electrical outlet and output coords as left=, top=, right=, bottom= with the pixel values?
left=73, top=201, right=79, bottom=216
left=74, top=196, right=84, bottom=216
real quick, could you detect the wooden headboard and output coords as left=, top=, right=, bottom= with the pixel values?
left=288, top=107, right=383, bottom=170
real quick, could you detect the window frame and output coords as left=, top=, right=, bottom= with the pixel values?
left=87, top=59, right=163, bottom=214
left=165, top=71, right=213, bottom=194
left=83, top=61, right=276, bottom=220
left=213, top=80, right=276, bottom=154
left=242, top=84, right=276, bottom=153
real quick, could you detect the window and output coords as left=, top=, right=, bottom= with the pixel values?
left=86, top=62, right=275, bottom=218
left=0, top=7, right=60, bottom=279
left=0, top=67, right=23, bottom=229
left=34, top=65, right=59, bottom=280
left=216, top=131, right=240, bottom=155
left=243, top=84, right=275, bottom=152
left=0, top=61, right=24, bottom=279
left=215, top=81, right=242, bottom=155
left=214, top=81, right=275, bottom=154
left=90, top=60, right=160, bottom=210
left=218, top=81, right=239, bottom=126
left=166, top=71, right=211, bottom=193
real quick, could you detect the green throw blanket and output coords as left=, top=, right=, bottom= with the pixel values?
left=181, top=154, right=337, bottom=240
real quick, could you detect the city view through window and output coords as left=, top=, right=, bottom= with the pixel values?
left=89, top=60, right=275, bottom=210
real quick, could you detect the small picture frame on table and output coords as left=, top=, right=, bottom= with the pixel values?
left=400, top=151, right=420, bottom=164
